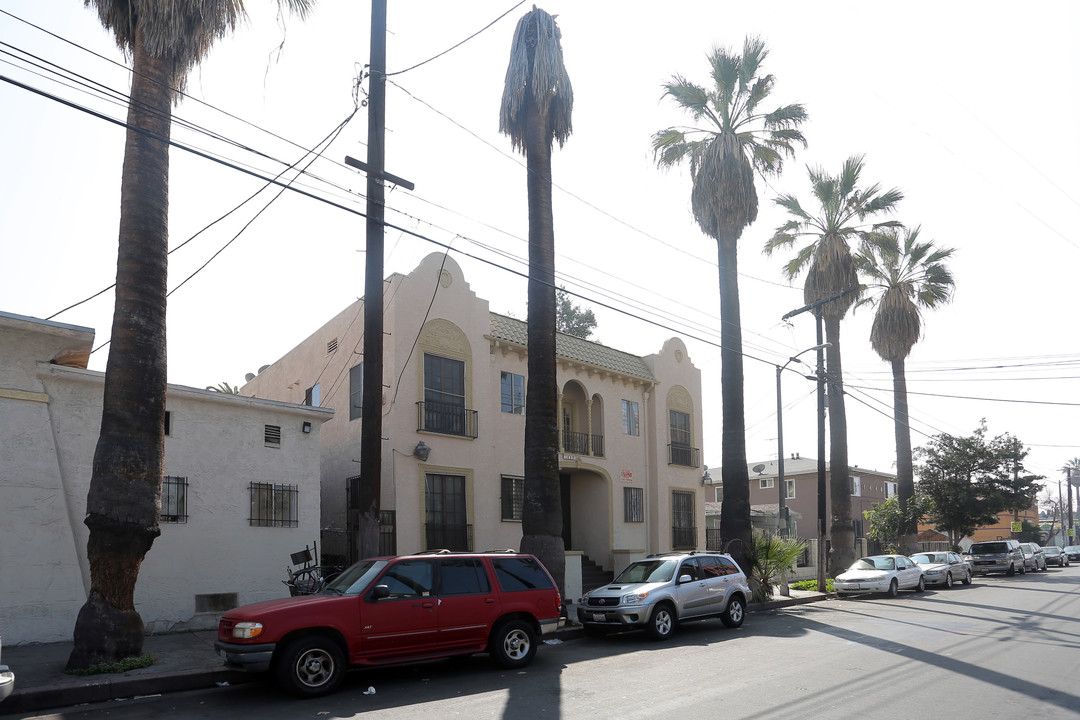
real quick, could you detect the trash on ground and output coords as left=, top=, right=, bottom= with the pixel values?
left=363, top=686, right=376, bottom=695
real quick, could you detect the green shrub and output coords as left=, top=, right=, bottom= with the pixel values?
left=65, top=654, right=155, bottom=676
left=745, top=532, right=807, bottom=603
left=789, top=578, right=834, bottom=593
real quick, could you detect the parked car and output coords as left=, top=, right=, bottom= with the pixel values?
left=215, top=551, right=561, bottom=698
left=1019, top=542, right=1047, bottom=572
left=1042, top=546, right=1070, bottom=567
left=911, top=551, right=973, bottom=587
left=0, top=637, right=13, bottom=704
left=835, top=555, right=925, bottom=598
left=1065, top=545, right=1080, bottom=562
left=576, top=551, right=750, bottom=640
left=968, top=539, right=1025, bottom=576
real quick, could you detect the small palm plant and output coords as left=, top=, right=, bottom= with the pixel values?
left=746, top=531, right=807, bottom=603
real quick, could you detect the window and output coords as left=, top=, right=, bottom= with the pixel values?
left=425, top=473, right=469, bottom=550
left=349, top=363, right=363, bottom=421
left=438, top=557, right=490, bottom=595
left=713, top=485, right=724, bottom=503
left=304, top=383, right=320, bottom=407
left=621, top=399, right=639, bottom=436
left=500, top=372, right=525, bottom=414
left=851, top=476, right=862, bottom=496
left=501, top=476, right=524, bottom=521
left=885, top=481, right=897, bottom=498
left=264, top=425, right=281, bottom=447
left=672, top=490, right=695, bottom=549
left=423, top=354, right=470, bottom=436
left=161, top=476, right=188, bottom=523
left=624, top=487, right=644, bottom=523
left=786, top=479, right=796, bottom=499
left=759, top=478, right=775, bottom=489
left=669, top=410, right=693, bottom=466
left=380, top=559, right=434, bottom=600
left=164, top=411, right=171, bottom=436
left=249, top=482, right=298, bottom=527
left=492, top=557, right=555, bottom=592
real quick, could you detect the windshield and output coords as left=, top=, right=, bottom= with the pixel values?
left=323, top=560, right=388, bottom=595
left=615, top=559, right=677, bottom=584
left=849, top=557, right=895, bottom=572
left=1043, top=547, right=1061, bottom=555
left=911, top=554, right=944, bottom=565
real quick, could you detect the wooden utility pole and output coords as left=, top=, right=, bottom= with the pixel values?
left=357, top=0, right=387, bottom=560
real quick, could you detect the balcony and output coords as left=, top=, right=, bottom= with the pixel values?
left=417, top=401, right=478, bottom=438
left=668, top=443, right=700, bottom=468
left=562, top=431, right=605, bottom=457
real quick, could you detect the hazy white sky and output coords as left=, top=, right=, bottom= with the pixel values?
left=2, top=1, right=1078, bottom=492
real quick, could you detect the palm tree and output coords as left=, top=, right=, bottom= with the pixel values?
left=68, top=0, right=311, bottom=671
left=854, top=226, right=955, bottom=554
left=499, top=7, right=573, bottom=594
left=652, top=37, right=806, bottom=569
left=764, top=155, right=902, bottom=574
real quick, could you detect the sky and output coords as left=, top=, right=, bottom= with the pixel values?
left=2, top=1, right=1078, bottom=499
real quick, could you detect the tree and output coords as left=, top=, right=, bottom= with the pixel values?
left=68, top=0, right=311, bottom=671
left=854, top=226, right=955, bottom=554
left=206, top=381, right=240, bottom=394
left=555, top=286, right=596, bottom=339
left=745, top=531, right=806, bottom=602
left=764, top=155, right=902, bottom=574
left=653, top=37, right=806, bottom=570
left=914, top=421, right=1041, bottom=548
left=863, top=494, right=933, bottom=552
left=499, top=7, right=573, bottom=594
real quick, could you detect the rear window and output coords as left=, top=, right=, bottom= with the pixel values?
left=491, top=557, right=555, bottom=592
left=970, top=542, right=1009, bottom=554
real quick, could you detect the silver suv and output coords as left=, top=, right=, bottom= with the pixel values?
left=968, top=539, right=1025, bottom=576
left=576, top=552, right=750, bottom=640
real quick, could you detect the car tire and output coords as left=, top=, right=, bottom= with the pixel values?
left=276, top=636, right=346, bottom=698
left=915, top=576, right=926, bottom=593
left=887, top=579, right=899, bottom=598
left=490, top=619, right=537, bottom=669
left=645, top=602, right=675, bottom=640
left=1006, top=563, right=1015, bottom=577
left=962, top=570, right=972, bottom=585
left=720, top=596, right=745, bottom=629
left=944, top=572, right=954, bottom=589
left=1019, top=563, right=1027, bottom=575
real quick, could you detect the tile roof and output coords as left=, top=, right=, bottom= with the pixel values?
left=488, top=313, right=657, bottom=383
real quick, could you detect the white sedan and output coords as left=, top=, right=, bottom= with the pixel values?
left=911, top=551, right=973, bottom=587
left=835, top=554, right=925, bottom=598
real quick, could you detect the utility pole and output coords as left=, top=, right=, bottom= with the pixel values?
left=1069, top=468, right=1075, bottom=546
left=357, top=0, right=387, bottom=560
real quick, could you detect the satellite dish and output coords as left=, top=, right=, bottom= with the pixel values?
left=258, top=365, right=270, bottom=374
left=752, top=463, right=766, bottom=474
left=244, top=373, right=256, bottom=382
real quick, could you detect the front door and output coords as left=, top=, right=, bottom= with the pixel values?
left=359, top=559, right=438, bottom=663
left=560, top=473, right=572, bottom=550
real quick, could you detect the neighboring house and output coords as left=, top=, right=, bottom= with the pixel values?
left=0, top=311, right=330, bottom=644
left=916, top=503, right=1041, bottom=546
left=240, top=253, right=707, bottom=592
left=706, top=455, right=897, bottom=544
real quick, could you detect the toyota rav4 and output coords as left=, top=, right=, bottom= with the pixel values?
left=215, top=551, right=561, bottom=697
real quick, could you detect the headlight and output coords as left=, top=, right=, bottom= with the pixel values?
left=231, top=622, right=263, bottom=639
left=621, top=592, right=648, bottom=605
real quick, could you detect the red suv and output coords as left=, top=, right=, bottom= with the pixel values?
left=215, top=551, right=561, bottom=697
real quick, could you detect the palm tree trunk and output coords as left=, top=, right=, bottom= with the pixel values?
left=519, top=89, right=564, bottom=595
left=824, top=315, right=854, bottom=574
left=715, top=233, right=752, bottom=573
left=67, top=25, right=173, bottom=670
left=891, top=356, right=917, bottom=554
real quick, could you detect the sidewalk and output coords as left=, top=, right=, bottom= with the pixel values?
left=0, top=589, right=826, bottom=716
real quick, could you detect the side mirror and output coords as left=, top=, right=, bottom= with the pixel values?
left=370, top=584, right=390, bottom=600
left=678, top=574, right=692, bottom=584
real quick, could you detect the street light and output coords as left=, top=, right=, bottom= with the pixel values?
left=776, top=343, right=831, bottom=536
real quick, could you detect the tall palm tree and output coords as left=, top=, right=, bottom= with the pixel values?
left=854, top=226, right=955, bottom=554
left=652, top=37, right=806, bottom=569
left=764, top=155, right=902, bottom=574
left=499, top=7, right=573, bottom=594
left=68, top=0, right=311, bottom=671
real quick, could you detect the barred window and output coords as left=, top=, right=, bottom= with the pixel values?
left=624, top=487, right=644, bottom=523
left=249, top=482, right=298, bottom=527
left=161, top=476, right=188, bottom=523
left=501, top=476, right=524, bottom=521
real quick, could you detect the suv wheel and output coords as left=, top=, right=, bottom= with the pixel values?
left=490, top=620, right=536, bottom=668
left=720, top=596, right=745, bottom=629
left=1006, top=563, right=1015, bottom=577
left=276, top=636, right=345, bottom=698
left=645, top=602, right=675, bottom=640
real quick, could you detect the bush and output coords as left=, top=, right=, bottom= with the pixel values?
left=789, top=579, right=834, bottom=593
left=65, top=654, right=155, bottom=676
left=745, top=532, right=807, bottom=603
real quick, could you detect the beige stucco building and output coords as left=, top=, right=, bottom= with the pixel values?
left=0, top=311, right=330, bottom=644
left=241, top=253, right=708, bottom=597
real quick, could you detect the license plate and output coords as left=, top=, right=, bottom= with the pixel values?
left=592, top=613, right=607, bottom=622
